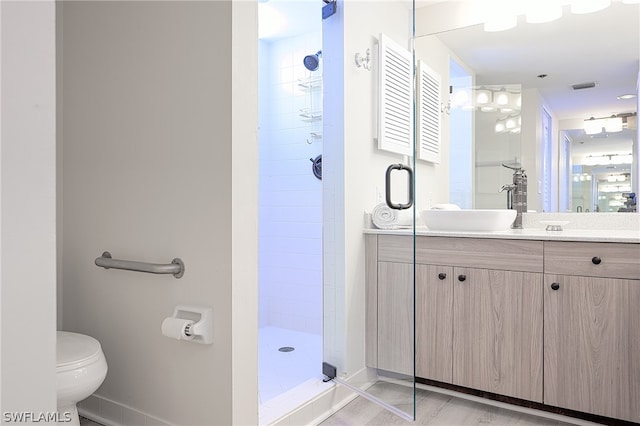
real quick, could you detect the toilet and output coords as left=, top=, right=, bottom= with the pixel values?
left=56, top=331, right=108, bottom=426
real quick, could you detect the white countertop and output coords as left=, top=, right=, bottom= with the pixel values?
left=364, top=212, right=640, bottom=243
left=364, top=227, right=640, bottom=243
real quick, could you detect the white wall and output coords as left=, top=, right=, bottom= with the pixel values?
left=231, top=2, right=259, bottom=424
left=59, top=2, right=257, bottom=425
left=259, top=32, right=323, bottom=335
left=1, top=0, right=58, bottom=419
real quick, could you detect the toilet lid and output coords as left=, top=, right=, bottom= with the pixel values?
left=57, top=331, right=102, bottom=369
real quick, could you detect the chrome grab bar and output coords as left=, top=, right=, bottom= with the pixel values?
left=95, top=251, right=184, bottom=279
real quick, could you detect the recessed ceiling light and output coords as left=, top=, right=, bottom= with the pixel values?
left=617, top=94, right=637, bottom=100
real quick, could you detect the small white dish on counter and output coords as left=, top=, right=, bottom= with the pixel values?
left=540, top=220, right=570, bottom=231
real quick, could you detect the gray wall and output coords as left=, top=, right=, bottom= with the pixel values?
left=59, top=2, right=257, bottom=424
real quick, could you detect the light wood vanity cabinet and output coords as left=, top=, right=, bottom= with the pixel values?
left=368, top=235, right=544, bottom=402
left=366, top=235, right=640, bottom=423
left=452, top=267, right=542, bottom=402
left=416, top=264, right=453, bottom=383
left=543, top=241, right=640, bottom=423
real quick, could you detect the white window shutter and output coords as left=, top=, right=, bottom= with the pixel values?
left=417, top=60, right=441, bottom=163
left=377, top=33, right=413, bottom=156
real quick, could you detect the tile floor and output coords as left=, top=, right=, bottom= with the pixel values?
left=320, top=382, right=578, bottom=426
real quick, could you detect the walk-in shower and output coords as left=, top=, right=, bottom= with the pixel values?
left=258, top=0, right=325, bottom=423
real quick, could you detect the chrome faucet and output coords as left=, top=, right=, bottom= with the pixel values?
left=500, top=164, right=527, bottom=229
left=500, top=183, right=516, bottom=209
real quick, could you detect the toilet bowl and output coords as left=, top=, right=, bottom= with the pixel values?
left=57, top=331, right=108, bottom=426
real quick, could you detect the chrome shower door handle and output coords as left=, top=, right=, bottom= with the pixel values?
left=385, top=163, right=414, bottom=210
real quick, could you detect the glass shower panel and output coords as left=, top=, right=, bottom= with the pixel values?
left=321, top=0, right=416, bottom=421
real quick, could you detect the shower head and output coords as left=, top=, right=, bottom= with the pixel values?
left=303, top=50, right=322, bottom=71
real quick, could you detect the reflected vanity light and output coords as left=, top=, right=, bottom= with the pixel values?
left=476, top=89, right=492, bottom=105
left=573, top=174, right=592, bottom=182
left=570, top=0, right=611, bottom=14
left=475, top=87, right=521, bottom=113
left=505, top=117, right=517, bottom=129
left=526, top=2, right=563, bottom=23
left=483, top=0, right=619, bottom=32
left=607, top=116, right=623, bottom=132
left=495, top=114, right=521, bottom=134
left=584, top=115, right=624, bottom=134
left=584, top=117, right=604, bottom=134
left=451, top=89, right=471, bottom=109
left=484, top=13, right=517, bottom=32
left=494, top=90, right=510, bottom=106
left=583, top=154, right=633, bottom=166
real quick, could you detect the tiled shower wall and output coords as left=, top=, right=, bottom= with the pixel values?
left=259, top=32, right=323, bottom=335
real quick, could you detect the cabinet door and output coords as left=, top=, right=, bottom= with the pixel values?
left=377, top=261, right=413, bottom=375
left=544, top=275, right=640, bottom=423
left=453, top=268, right=543, bottom=402
left=416, top=265, right=453, bottom=382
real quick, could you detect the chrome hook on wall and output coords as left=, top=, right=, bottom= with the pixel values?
left=355, top=48, right=371, bottom=71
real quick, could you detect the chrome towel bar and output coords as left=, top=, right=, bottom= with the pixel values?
left=95, top=251, right=185, bottom=279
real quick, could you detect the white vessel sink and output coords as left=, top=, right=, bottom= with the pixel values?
left=420, top=209, right=516, bottom=232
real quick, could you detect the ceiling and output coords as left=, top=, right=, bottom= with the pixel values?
left=419, top=1, right=639, bottom=121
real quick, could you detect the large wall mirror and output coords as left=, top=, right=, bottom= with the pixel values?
left=414, top=0, right=639, bottom=213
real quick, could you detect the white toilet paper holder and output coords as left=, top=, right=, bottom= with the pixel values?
left=165, top=305, right=213, bottom=344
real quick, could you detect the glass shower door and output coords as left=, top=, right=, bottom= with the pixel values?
left=320, top=0, right=417, bottom=421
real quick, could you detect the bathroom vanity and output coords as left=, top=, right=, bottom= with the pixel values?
left=364, top=229, right=640, bottom=423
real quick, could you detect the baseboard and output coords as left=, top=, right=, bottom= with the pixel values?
left=78, top=394, right=171, bottom=426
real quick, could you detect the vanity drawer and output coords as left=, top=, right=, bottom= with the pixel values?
left=544, top=241, right=640, bottom=280
left=378, top=235, right=543, bottom=272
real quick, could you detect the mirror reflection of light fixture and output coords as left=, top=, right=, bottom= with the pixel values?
left=451, top=89, right=470, bottom=109
left=484, top=12, right=517, bottom=32
left=476, top=89, right=492, bottom=105
left=584, top=115, right=625, bottom=134
left=584, top=117, right=603, bottom=134
left=482, top=0, right=625, bottom=32
left=482, top=0, right=520, bottom=32
left=526, top=1, right=563, bottom=23
left=494, top=90, right=511, bottom=106
left=495, top=114, right=521, bottom=134
left=474, top=86, right=522, bottom=117
left=584, top=153, right=633, bottom=166
left=570, top=0, right=611, bottom=14
left=606, top=115, right=623, bottom=132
